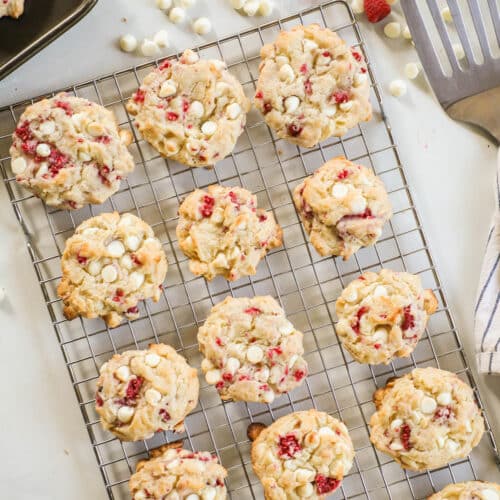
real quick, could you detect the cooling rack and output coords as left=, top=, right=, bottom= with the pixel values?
left=0, top=1, right=498, bottom=499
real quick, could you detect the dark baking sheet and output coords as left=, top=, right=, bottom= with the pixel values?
left=0, top=0, right=97, bottom=80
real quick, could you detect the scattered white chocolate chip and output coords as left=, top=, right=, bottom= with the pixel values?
left=107, top=240, right=125, bottom=258
left=101, top=265, right=118, bottom=282
left=402, top=25, right=412, bottom=40
left=226, top=357, right=240, bottom=374
left=247, top=345, right=264, bottom=364
left=420, top=396, right=437, bottom=414
left=230, top=0, right=246, bottom=9
left=351, top=0, right=364, bottom=14
left=373, top=285, right=388, bottom=297
left=332, top=182, right=348, bottom=199
left=226, top=102, right=241, bottom=120
left=141, top=38, right=160, bottom=57
left=481, top=490, right=499, bottom=500
left=318, top=426, right=335, bottom=437
left=453, top=43, right=465, bottom=60
left=11, top=157, right=27, bottom=174
left=201, top=121, right=217, bottom=136
left=156, top=0, right=172, bottom=9
left=205, top=369, right=221, bottom=385
left=258, top=0, right=274, bottom=16
left=87, top=121, right=105, bottom=137
left=145, top=388, right=162, bottom=405
left=437, top=392, right=452, bottom=406
left=159, top=80, right=177, bottom=98
left=389, top=79, right=407, bottom=97
left=117, top=405, right=134, bottom=423
left=390, top=418, right=403, bottom=431
left=120, top=34, right=138, bottom=53
left=129, top=272, right=145, bottom=290
left=153, top=30, right=169, bottom=48
left=243, top=0, right=260, bottom=16
left=193, top=17, right=212, bottom=35
left=115, top=365, right=131, bottom=382
left=169, top=6, right=186, bottom=23
left=175, top=0, right=196, bottom=7
left=384, top=22, right=401, bottom=39
left=201, top=358, right=213, bottom=372
left=284, top=96, right=300, bottom=113
left=404, top=62, right=420, bottom=80
left=389, top=439, right=404, bottom=451
left=39, top=120, right=56, bottom=136
left=120, top=254, right=133, bottom=270
left=88, top=260, right=102, bottom=276
left=35, top=143, right=51, bottom=157
left=279, top=64, right=295, bottom=83
left=441, top=6, right=452, bottom=23
left=437, top=435, right=446, bottom=448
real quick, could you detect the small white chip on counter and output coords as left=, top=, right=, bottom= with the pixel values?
left=141, top=38, right=160, bottom=57
left=169, top=6, right=186, bottom=23
left=258, top=0, right=274, bottom=16
left=156, top=0, right=172, bottom=9
left=230, top=0, right=246, bottom=8
left=453, top=43, right=465, bottom=60
left=243, top=0, right=260, bottom=16
left=402, top=25, right=412, bottom=40
left=119, top=34, right=138, bottom=53
left=351, top=0, right=364, bottom=14
left=174, top=0, right=196, bottom=7
left=441, top=6, right=453, bottom=23
left=153, top=30, right=169, bottom=47
left=192, top=17, right=212, bottom=35
left=389, top=79, right=407, bottom=97
left=404, top=62, right=420, bottom=79
left=384, top=22, right=401, bottom=39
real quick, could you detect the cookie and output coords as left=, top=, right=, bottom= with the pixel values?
left=198, top=295, right=308, bottom=403
left=176, top=185, right=283, bottom=281
left=95, top=344, right=199, bottom=441
left=129, top=443, right=227, bottom=500
left=293, top=156, right=392, bottom=259
left=0, top=0, right=24, bottom=18
left=254, top=24, right=371, bottom=148
left=428, top=481, right=500, bottom=500
left=10, top=93, right=134, bottom=210
left=251, top=409, right=355, bottom=499
left=335, top=269, right=438, bottom=364
left=369, top=367, right=485, bottom=471
left=57, top=212, right=167, bottom=328
left=126, top=49, right=250, bottom=167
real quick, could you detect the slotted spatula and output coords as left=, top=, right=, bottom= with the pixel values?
left=401, top=0, right=500, bottom=143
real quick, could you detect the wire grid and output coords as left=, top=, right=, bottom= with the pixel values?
left=0, top=2, right=499, bottom=499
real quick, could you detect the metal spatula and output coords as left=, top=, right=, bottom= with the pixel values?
left=401, top=0, right=500, bottom=143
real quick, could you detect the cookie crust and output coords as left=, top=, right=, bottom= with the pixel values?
left=0, top=0, right=24, bottom=18
left=428, top=481, right=500, bottom=500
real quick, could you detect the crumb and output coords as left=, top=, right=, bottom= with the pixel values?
left=121, top=17, right=127, bottom=23
left=247, top=422, right=267, bottom=441
left=277, top=149, right=283, bottom=155
left=64, top=449, right=69, bottom=455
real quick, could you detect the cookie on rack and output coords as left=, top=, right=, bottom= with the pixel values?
left=428, top=481, right=500, bottom=500
left=129, top=442, right=227, bottom=500
left=126, top=49, right=250, bottom=168
left=96, top=344, right=199, bottom=441
left=176, top=185, right=283, bottom=281
left=369, top=367, right=485, bottom=471
left=57, top=212, right=167, bottom=328
left=0, top=0, right=24, bottom=18
left=251, top=409, right=354, bottom=499
left=10, top=93, right=134, bottom=210
left=198, top=295, right=308, bottom=403
left=335, top=269, right=438, bottom=364
left=254, top=24, right=371, bottom=148
left=293, top=156, right=392, bottom=260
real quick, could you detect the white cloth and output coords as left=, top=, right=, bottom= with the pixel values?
left=474, top=150, right=500, bottom=374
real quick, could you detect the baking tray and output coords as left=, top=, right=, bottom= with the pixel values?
left=0, top=1, right=499, bottom=499
left=0, top=0, right=97, bottom=80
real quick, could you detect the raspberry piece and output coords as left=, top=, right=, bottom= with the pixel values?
left=337, top=169, right=350, bottom=180
left=315, top=474, right=340, bottom=495
left=159, top=408, right=171, bottom=421
left=77, top=255, right=87, bottom=265
left=15, top=121, right=32, bottom=141
left=127, top=306, right=139, bottom=314
left=95, top=135, right=111, bottom=144
left=352, top=306, right=369, bottom=334
left=159, top=60, right=171, bottom=70
left=293, top=369, right=306, bottom=381
left=258, top=214, right=268, bottom=222
left=374, top=343, right=381, bottom=349
left=55, top=100, right=73, bottom=116
left=267, top=346, right=283, bottom=358
left=182, top=100, right=190, bottom=112
left=167, top=112, right=179, bottom=121
left=125, top=376, right=144, bottom=401
left=364, top=0, right=391, bottom=23
left=222, top=372, right=233, bottom=382
left=352, top=50, right=362, bottom=62
left=287, top=123, right=303, bottom=137
left=333, top=90, right=350, bottom=104
left=215, top=381, right=224, bottom=390
left=244, top=307, right=262, bottom=316
left=255, top=91, right=263, bottom=99
left=133, top=89, right=146, bottom=104
left=113, top=289, right=125, bottom=302
left=322, top=51, right=331, bottom=57
left=263, top=102, right=273, bottom=114
left=401, top=305, right=415, bottom=331
left=433, top=406, right=455, bottom=423
left=400, top=423, right=412, bottom=450
left=95, top=391, right=104, bottom=407
left=200, top=195, right=215, bottom=217
left=300, top=63, right=308, bottom=74
left=215, top=337, right=224, bottom=347
left=304, top=78, right=313, bottom=96
left=278, top=433, right=301, bottom=458
left=131, top=254, right=142, bottom=266
left=98, top=165, right=111, bottom=186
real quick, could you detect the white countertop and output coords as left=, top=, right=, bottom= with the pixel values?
left=1, top=1, right=498, bottom=498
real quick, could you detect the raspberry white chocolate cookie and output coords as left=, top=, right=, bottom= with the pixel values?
left=369, top=367, right=485, bottom=471
left=10, top=93, right=134, bottom=210
left=251, top=410, right=354, bottom=499
left=57, top=212, right=167, bottom=328
left=293, top=156, right=392, bottom=259
left=129, top=443, right=227, bottom=500
left=96, top=344, right=199, bottom=441
left=198, top=296, right=308, bottom=403
left=335, top=269, right=438, bottom=364
left=0, top=0, right=24, bottom=18
left=176, top=185, right=283, bottom=281
left=126, top=49, right=250, bottom=167
left=255, top=24, right=371, bottom=148
left=428, top=481, right=500, bottom=500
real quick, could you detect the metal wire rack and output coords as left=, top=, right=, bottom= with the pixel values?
left=0, top=2, right=498, bottom=499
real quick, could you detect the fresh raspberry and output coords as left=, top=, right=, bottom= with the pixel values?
left=222, top=372, right=233, bottom=382
left=277, top=433, right=301, bottom=458
left=364, top=0, right=391, bottom=23
left=352, top=306, right=369, bottom=334
left=400, top=423, right=412, bottom=450
left=77, top=254, right=87, bottom=265
left=131, top=254, right=142, bottom=266
left=182, top=100, right=190, bottom=113
left=244, top=307, right=262, bottom=316
left=401, top=305, right=415, bottom=331
left=322, top=51, right=331, bottom=57
left=315, top=475, right=340, bottom=495
left=352, top=50, right=363, bottom=62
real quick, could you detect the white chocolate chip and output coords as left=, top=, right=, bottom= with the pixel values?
left=186, top=495, right=200, bottom=500
left=201, top=359, right=213, bottom=372
left=193, top=17, right=212, bottom=35
left=339, top=101, right=353, bottom=112
left=465, top=420, right=472, bottom=433
left=145, top=353, right=161, bottom=367
left=117, top=405, right=134, bottom=423
left=107, top=240, right=125, bottom=258
left=481, top=490, right=499, bottom=500
left=275, top=55, right=289, bottom=67
left=99, top=362, right=108, bottom=374
left=325, top=105, right=337, bottom=117
left=389, top=79, right=407, bottom=97
left=182, top=49, right=199, bottom=64
left=402, top=25, right=412, bottom=40
left=87, top=121, right=105, bottom=137
left=373, top=285, right=388, bottom=297
left=141, top=38, right=160, bottom=57
left=36, top=163, right=48, bottom=178
left=226, top=102, right=241, bottom=120
left=279, top=322, right=295, bottom=336
left=190, top=100, right=204, bottom=118
left=436, top=392, right=452, bottom=406
left=262, top=390, right=275, bottom=403
left=344, top=289, right=358, bottom=303
left=390, top=439, right=404, bottom=451
left=295, top=468, right=315, bottom=483
left=350, top=195, right=367, bottom=214
left=86, top=260, right=101, bottom=276
left=101, top=265, right=117, bottom=282
left=201, top=121, right=217, bottom=136
left=129, top=272, right=145, bottom=290
left=35, top=143, right=51, bottom=157
left=256, top=366, right=269, bottom=382
left=230, top=0, right=245, bottom=8
left=121, top=254, right=133, bottom=270
left=39, top=120, right=56, bottom=136
left=145, top=388, right=162, bottom=405
left=390, top=418, right=403, bottom=431
left=166, top=458, right=181, bottom=470
left=226, top=357, right=240, bottom=374
left=404, top=62, right=420, bottom=80
left=384, top=22, right=401, bottom=39
left=159, top=80, right=177, bottom=98
left=201, top=487, right=217, bottom=500
left=411, top=410, right=423, bottom=423
left=115, top=365, right=131, bottom=382
left=318, top=426, right=335, bottom=437
left=79, top=151, right=91, bottom=162
left=175, top=0, right=196, bottom=7
left=373, top=327, right=388, bottom=343
left=243, top=0, right=259, bottom=16
left=124, top=235, right=141, bottom=252
left=297, top=483, right=314, bottom=497
left=156, top=0, right=172, bottom=9
left=453, top=43, right=465, bottom=60
left=437, top=435, right=446, bottom=448
left=354, top=72, right=368, bottom=87
left=303, top=39, right=318, bottom=52
left=153, top=30, right=169, bottom=48
left=120, top=34, right=138, bottom=53
left=332, top=183, right=348, bottom=199
left=11, top=157, right=27, bottom=174
left=205, top=369, right=221, bottom=385
left=420, top=396, right=437, bottom=414
left=169, top=6, right=186, bottom=23
left=247, top=345, right=264, bottom=364
left=288, top=354, right=298, bottom=368
left=441, top=6, right=452, bottom=23
left=351, top=0, right=364, bottom=14
left=284, top=96, right=300, bottom=113
left=258, top=0, right=274, bottom=16
left=279, top=64, right=295, bottom=84
left=445, top=439, right=459, bottom=452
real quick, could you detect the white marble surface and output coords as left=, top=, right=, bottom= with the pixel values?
left=0, top=1, right=499, bottom=498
